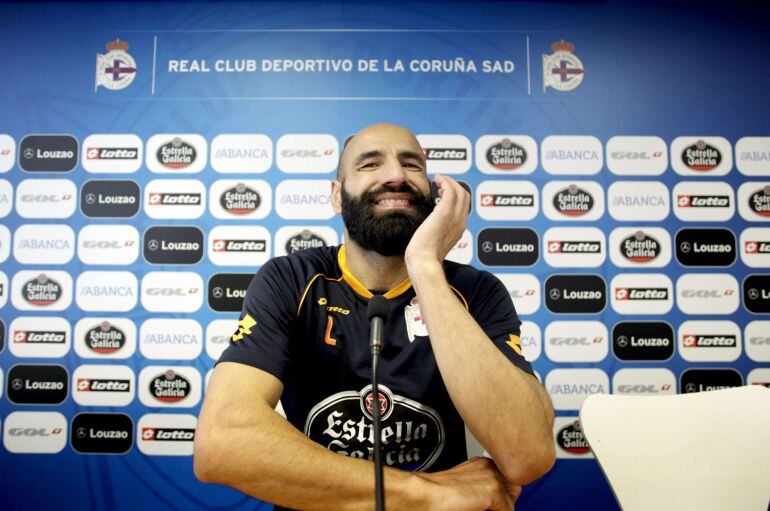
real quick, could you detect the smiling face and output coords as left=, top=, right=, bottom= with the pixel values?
left=333, top=123, right=433, bottom=256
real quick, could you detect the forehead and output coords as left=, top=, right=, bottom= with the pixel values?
left=342, top=125, right=424, bottom=168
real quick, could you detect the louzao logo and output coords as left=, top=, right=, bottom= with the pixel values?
left=744, top=275, right=770, bottom=313
left=477, top=228, right=539, bottom=266
left=208, top=273, right=253, bottom=312
left=71, top=413, right=133, bottom=454
left=612, top=322, right=674, bottom=361
left=81, top=180, right=140, bottom=218
left=544, top=275, right=606, bottom=314
left=7, top=364, right=68, bottom=404
left=681, top=369, right=742, bottom=394
left=19, top=135, right=78, bottom=172
left=144, top=226, right=203, bottom=265
left=676, top=229, right=736, bottom=267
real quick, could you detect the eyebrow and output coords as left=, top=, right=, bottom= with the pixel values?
left=352, top=149, right=426, bottom=167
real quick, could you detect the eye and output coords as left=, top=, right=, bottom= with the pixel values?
left=403, top=162, right=423, bottom=171
left=358, top=162, right=378, bottom=171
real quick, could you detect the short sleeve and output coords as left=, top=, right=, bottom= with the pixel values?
left=468, top=272, right=534, bottom=376
left=217, top=258, right=297, bottom=384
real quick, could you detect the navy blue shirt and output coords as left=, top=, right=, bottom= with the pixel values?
left=219, top=244, right=533, bottom=473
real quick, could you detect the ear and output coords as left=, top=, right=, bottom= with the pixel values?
left=331, top=179, right=342, bottom=214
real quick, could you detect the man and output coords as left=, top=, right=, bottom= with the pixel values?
left=195, top=123, right=555, bottom=510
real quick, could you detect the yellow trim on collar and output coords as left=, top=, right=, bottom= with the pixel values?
left=337, top=244, right=413, bottom=300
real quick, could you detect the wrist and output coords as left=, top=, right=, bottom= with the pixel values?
left=385, top=468, right=433, bottom=509
left=404, top=255, right=444, bottom=284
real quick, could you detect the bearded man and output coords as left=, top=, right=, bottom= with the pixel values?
left=194, top=123, right=555, bottom=510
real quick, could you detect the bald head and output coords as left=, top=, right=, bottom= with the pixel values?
left=337, top=123, right=426, bottom=180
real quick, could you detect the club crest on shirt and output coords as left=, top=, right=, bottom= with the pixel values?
left=404, top=297, right=428, bottom=342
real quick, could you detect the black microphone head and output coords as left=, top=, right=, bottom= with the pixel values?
left=367, top=295, right=390, bottom=321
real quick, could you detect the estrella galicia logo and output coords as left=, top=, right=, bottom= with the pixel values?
left=680, top=368, right=742, bottom=394
left=620, top=231, right=661, bottom=263
left=71, top=413, right=133, bottom=454
left=486, top=138, right=527, bottom=170
left=81, top=180, right=140, bottom=218
left=675, top=229, right=736, bottom=267
left=477, top=228, right=539, bottom=266
left=208, top=273, right=253, bottom=312
left=285, top=229, right=327, bottom=254
left=613, top=322, right=674, bottom=361
left=157, top=138, right=196, bottom=170
left=22, top=274, right=62, bottom=306
left=748, top=186, right=770, bottom=217
left=556, top=420, right=590, bottom=455
left=545, top=275, right=606, bottom=314
left=149, top=370, right=191, bottom=403
left=744, top=275, right=770, bottom=313
left=552, top=184, right=594, bottom=217
left=84, top=321, right=127, bottom=355
left=219, top=182, right=261, bottom=215
left=19, top=135, right=78, bottom=172
left=681, top=140, right=721, bottom=171
left=143, top=226, right=203, bottom=265
left=8, top=364, right=69, bottom=404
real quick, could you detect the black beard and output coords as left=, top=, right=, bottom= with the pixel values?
left=340, top=182, right=433, bottom=257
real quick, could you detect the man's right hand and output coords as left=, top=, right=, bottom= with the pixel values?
left=414, top=457, right=522, bottom=511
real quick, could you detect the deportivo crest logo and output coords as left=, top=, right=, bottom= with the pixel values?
left=95, top=40, right=137, bottom=91
left=304, top=385, right=445, bottom=471
left=157, top=138, right=196, bottom=169
left=682, top=140, right=721, bottom=171
left=22, top=274, right=62, bottom=306
left=620, top=231, right=661, bottom=263
left=485, top=138, right=527, bottom=170
left=219, top=183, right=261, bottom=215
left=552, top=185, right=594, bottom=217
left=404, top=297, right=428, bottom=342
left=543, top=40, right=584, bottom=92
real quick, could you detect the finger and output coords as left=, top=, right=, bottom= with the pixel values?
left=507, top=484, right=522, bottom=503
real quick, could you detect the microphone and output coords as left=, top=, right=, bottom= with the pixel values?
left=367, top=295, right=389, bottom=511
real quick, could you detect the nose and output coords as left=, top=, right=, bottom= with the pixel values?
left=378, top=155, right=408, bottom=186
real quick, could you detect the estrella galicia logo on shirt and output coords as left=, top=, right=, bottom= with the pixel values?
left=675, top=228, right=736, bottom=267
left=744, top=275, right=770, bottom=313
left=8, top=364, right=69, bottom=404
left=208, top=273, right=253, bottom=312
left=71, top=413, right=133, bottom=454
left=81, top=180, right=140, bottom=218
left=143, top=226, right=203, bottom=265
left=680, top=368, right=742, bottom=394
left=545, top=275, right=606, bottom=314
left=304, top=384, right=445, bottom=471
left=477, top=228, right=539, bottom=266
left=612, top=321, right=674, bottom=361
left=19, top=135, right=78, bottom=172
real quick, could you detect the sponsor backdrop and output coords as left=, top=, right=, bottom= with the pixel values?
left=0, top=1, right=769, bottom=510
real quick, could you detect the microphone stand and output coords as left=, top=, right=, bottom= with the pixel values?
left=367, top=295, right=389, bottom=511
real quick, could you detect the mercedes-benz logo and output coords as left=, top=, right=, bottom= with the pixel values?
left=549, top=288, right=561, bottom=300
left=616, top=335, right=628, bottom=348
left=680, top=241, right=691, bottom=253
left=23, top=147, right=34, bottom=159
left=212, top=287, right=224, bottom=299
left=147, top=239, right=159, bottom=251
left=11, top=378, right=23, bottom=390
left=684, top=383, right=697, bottom=393
left=481, top=241, right=493, bottom=253
left=76, top=427, right=87, bottom=439
left=748, top=288, right=760, bottom=300
left=85, top=193, right=97, bottom=205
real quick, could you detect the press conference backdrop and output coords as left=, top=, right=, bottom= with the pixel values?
left=0, top=1, right=769, bottom=509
